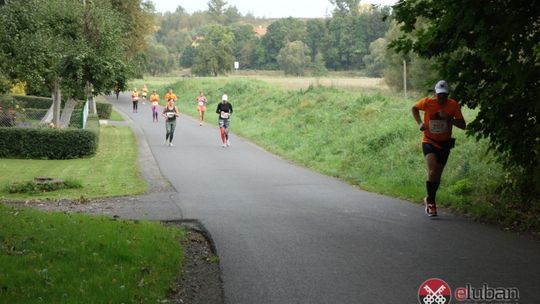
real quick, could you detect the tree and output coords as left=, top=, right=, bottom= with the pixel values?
left=0, top=0, right=131, bottom=125
left=110, top=0, right=155, bottom=58
left=306, top=19, right=327, bottom=62
left=145, top=42, right=171, bottom=75
left=191, top=24, right=235, bottom=76
left=363, top=38, right=386, bottom=77
left=207, top=0, right=227, bottom=23
left=262, top=18, right=307, bottom=69
left=391, top=0, right=540, bottom=200
left=372, top=21, right=437, bottom=91
left=277, top=41, right=311, bottom=76
left=311, top=52, right=328, bottom=77
left=180, top=45, right=197, bottom=68
left=329, top=0, right=360, bottom=17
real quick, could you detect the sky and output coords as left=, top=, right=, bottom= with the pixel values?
left=149, top=0, right=397, bottom=19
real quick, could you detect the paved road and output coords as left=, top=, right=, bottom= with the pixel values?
left=107, top=94, right=539, bottom=304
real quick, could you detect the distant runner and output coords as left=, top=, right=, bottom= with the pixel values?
left=411, top=80, right=466, bottom=216
left=131, top=88, right=139, bottom=113
left=150, top=90, right=159, bottom=122
left=216, top=94, right=233, bottom=148
left=141, top=84, right=148, bottom=104
left=162, top=98, right=180, bottom=147
left=195, top=90, right=208, bottom=126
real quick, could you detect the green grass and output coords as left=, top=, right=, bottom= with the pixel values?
left=0, top=204, right=183, bottom=303
left=153, top=77, right=536, bottom=231
left=0, top=125, right=146, bottom=200
left=109, top=109, right=124, bottom=121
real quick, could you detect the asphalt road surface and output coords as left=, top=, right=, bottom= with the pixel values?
left=108, top=94, right=539, bottom=304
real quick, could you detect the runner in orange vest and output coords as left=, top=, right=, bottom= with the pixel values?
left=411, top=80, right=466, bottom=216
left=150, top=90, right=160, bottom=122
left=195, top=90, right=208, bottom=126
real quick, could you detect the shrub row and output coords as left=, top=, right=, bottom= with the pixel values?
left=12, top=95, right=53, bottom=109
left=0, top=126, right=98, bottom=159
left=96, top=101, right=112, bottom=119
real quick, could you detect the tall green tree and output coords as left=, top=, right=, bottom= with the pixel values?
left=207, top=0, right=227, bottom=23
left=277, top=41, right=311, bottom=76
left=391, top=0, right=540, bottom=200
left=306, top=19, right=327, bottom=62
left=110, top=0, right=155, bottom=58
left=192, top=24, right=235, bottom=76
left=329, top=0, right=360, bottom=17
left=144, top=41, right=171, bottom=75
left=0, top=0, right=131, bottom=125
left=262, top=18, right=307, bottom=69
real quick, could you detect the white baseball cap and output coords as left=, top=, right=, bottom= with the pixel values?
left=435, top=80, right=449, bottom=94
left=222, top=94, right=228, bottom=101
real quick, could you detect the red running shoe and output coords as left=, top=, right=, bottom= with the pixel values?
left=424, top=197, right=438, bottom=217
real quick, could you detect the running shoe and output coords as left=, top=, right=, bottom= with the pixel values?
left=226, top=139, right=230, bottom=147
left=424, top=197, right=438, bottom=217
left=169, top=142, right=174, bottom=147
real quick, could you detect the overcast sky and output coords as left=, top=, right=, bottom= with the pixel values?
left=149, top=0, right=397, bottom=18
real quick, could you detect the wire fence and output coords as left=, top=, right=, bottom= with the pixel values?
left=0, top=98, right=85, bottom=128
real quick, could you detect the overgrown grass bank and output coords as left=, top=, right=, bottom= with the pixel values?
left=0, top=204, right=183, bottom=303
left=154, top=77, right=536, bottom=232
left=0, top=125, right=146, bottom=200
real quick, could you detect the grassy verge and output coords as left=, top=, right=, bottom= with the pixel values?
left=0, top=125, right=146, bottom=200
left=109, top=109, right=124, bottom=121
left=150, top=76, right=536, bottom=232
left=0, top=204, right=183, bottom=303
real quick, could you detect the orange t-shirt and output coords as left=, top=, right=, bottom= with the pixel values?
left=131, top=91, right=139, bottom=101
left=414, top=97, right=464, bottom=145
left=164, top=93, right=177, bottom=101
left=150, top=94, right=159, bottom=105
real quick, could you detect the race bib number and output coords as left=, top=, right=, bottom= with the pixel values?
left=167, top=112, right=176, bottom=118
left=429, top=119, right=448, bottom=134
left=198, top=101, right=205, bottom=106
left=220, top=112, right=230, bottom=119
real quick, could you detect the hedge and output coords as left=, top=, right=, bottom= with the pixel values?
left=96, top=101, right=112, bottom=119
left=12, top=95, right=53, bottom=109
left=0, top=127, right=98, bottom=159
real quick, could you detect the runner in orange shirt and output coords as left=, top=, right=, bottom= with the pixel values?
left=164, top=88, right=177, bottom=102
left=411, top=80, right=466, bottom=216
left=141, top=84, right=148, bottom=104
left=131, top=88, right=139, bottom=113
left=195, top=90, right=208, bottom=126
left=150, top=90, right=160, bottom=122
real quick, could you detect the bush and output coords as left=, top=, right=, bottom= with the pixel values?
left=0, top=127, right=98, bottom=159
left=7, top=178, right=82, bottom=194
left=96, top=102, right=112, bottom=119
left=12, top=95, right=53, bottom=109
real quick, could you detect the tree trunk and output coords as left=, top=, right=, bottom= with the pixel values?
left=52, top=79, right=61, bottom=128
left=86, top=81, right=97, bottom=115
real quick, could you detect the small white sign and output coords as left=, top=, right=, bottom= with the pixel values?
left=234, top=61, right=239, bottom=70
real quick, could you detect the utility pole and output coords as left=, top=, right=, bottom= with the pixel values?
left=403, top=59, right=408, bottom=99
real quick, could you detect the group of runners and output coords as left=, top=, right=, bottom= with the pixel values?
left=131, top=86, right=233, bottom=148
left=130, top=79, right=466, bottom=217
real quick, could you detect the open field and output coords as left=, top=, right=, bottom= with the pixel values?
left=129, top=72, right=391, bottom=96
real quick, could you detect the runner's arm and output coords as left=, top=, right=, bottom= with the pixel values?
left=451, top=118, right=466, bottom=130
left=411, top=106, right=425, bottom=131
